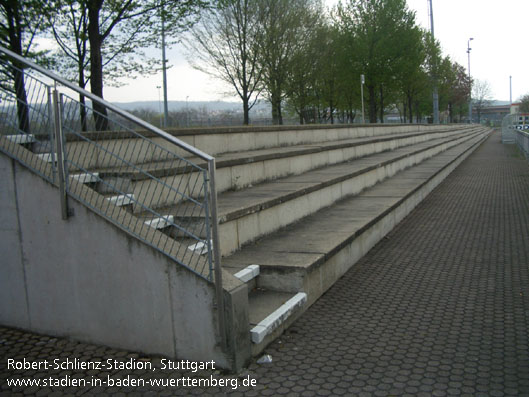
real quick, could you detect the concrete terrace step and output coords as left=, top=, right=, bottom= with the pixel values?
left=223, top=128, right=492, bottom=354
left=60, top=124, right=455, bottom=162
left=140, top=127, right=487, bottom=255
left=20, top=125, right=448, bottom=172
left=91, top=126, right=479, bottom=200
left=164, top=124, right=456, bottom=157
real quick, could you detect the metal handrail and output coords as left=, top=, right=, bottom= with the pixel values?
left=0, top=45, right=226, bottom=349
left=0, top=45, right=213, bottom=162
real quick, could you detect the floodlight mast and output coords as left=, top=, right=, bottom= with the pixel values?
left=161, top=5, right=169, bottom=128
left=429, top=0, right=439, bottom=124
left=467, top=38, right=474, bottom=123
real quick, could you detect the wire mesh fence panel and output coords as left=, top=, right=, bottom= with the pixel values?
left=502, top=113, right=529, bottom=160
left=0, top=59, right=57, bottom=182
left=501, top=113, right=517, bottom=144
left=0, top=49, right=219, bottom=282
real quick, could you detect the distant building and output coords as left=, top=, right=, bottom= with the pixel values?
left=473, top=102, right=511, bottom=125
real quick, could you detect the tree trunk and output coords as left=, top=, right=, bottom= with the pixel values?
left=78, top=65, right=88, bottom=131
left=6, top=3, right=30, bottom=133
left=87, top=1, right=108, bottom=131
left=379, top=86, right=384, bottom=124
left=368, top=84, right=377, bottom=123
left=271, top=89, right=282, bottom=125
left=329, top=98, right=334, bottom=124
left=242, top=96, right=250, bottom=125
left=13, top=68, right=30, bottom=133
left=407, top=94, right=413, bottom=123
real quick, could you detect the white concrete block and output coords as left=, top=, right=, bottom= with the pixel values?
left=6, top=134, right=36, bottom=144
left=233, top=264, right=260, bottom=283
left=187, top=240, right=211, bottom=256
left=70, top=172, right=99, bottom=184
left=37, top=153, right=57, bottom=163
left=250, top=292, right=307, bottom=344
left=107, top=194, right=135, bottom=207
left=144, top=214, right=174, bottom=229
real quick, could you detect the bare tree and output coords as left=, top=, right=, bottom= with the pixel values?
left=185, top=0, right=262, bottom=125
left=472, top=79, right=492, bottom=123
left=43, top=0, right=209, bottom=130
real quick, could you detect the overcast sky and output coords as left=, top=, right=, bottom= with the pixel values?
left=103, top=0, right=529, bottom=104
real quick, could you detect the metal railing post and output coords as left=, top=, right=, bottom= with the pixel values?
left=208, top=158, right=227, bottom=350
left=52, top=89, right=69, bottom=220
left=47, top=87, right=57, bottom=182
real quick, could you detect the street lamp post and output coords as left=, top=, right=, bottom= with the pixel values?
left=467, top=37, right=474, bottom=123
left=156, top=85, right=162, bottom=126
left=161, top=4, right=169, bottom=128
left=429, top=0, right=439, bottom=124
left=186, top=96, right=189, bottom=128
left=510, top=76, right=512, bottom=105
left=360, top=74, right=365, bottom=124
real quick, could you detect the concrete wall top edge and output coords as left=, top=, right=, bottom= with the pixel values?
left=29, top=123, right=468, bottom=142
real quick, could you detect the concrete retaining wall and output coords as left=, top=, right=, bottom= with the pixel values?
left=0, top=154, right=237, bottom=368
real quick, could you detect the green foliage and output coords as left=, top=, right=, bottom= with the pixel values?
left=1, top=0, right=54, bottom=132
left=6, top=0, right=477, bottom=126
left=256, top=0, right=323, bottom=125
left=519, top=94, right=529, bottom=113
left=335, top=0, right=423, bottom=122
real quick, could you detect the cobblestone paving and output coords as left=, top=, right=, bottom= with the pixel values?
left=2, top=131, right=529, bottom=396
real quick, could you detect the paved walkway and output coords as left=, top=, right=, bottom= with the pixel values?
left=2, top=131, right=529, bottom=396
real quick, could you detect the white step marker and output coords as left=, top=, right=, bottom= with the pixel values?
left=6, top=134, right=36, bottom=144
left=106, top=194, right=135, bottom=207
left=144, top=215, right=174, bottom=229
left=70, top=172, right=99, bottom=184
left=234, top=265, right=260, bottom=283
left=250, top=292, right=307, bottom=344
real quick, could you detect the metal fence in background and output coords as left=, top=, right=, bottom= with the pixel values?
left=515, top=128, right=529, bottom=159
left=0, top=46, right=225, bottom=345
left=501, top=113, right=518, bottom=143
left=502, top=113, right=529, bottom=159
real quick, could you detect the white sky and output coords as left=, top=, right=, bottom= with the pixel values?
left=102, top=0, right=529, bottom=104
